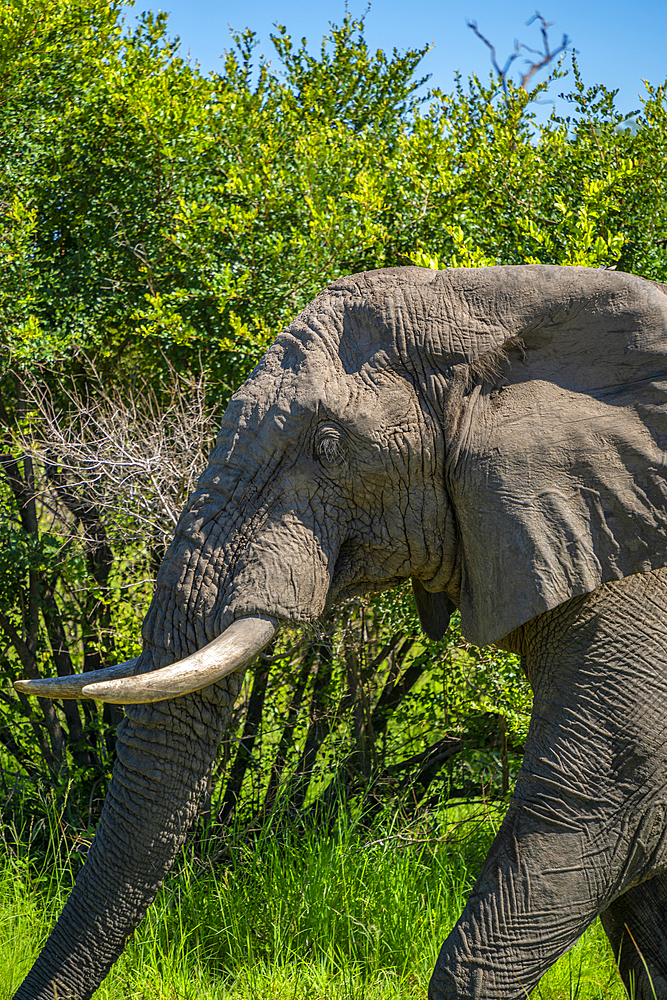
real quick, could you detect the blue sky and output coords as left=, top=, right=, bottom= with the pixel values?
left=125, top=1, right=666, bottom=117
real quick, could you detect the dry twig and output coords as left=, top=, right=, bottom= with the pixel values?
left=467, top=10, right=569, bottom=99
left=19, top=363, right=220, bottom=555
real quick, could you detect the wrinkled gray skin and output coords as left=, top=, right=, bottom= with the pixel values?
left=15, top=265, right=667, bottom=999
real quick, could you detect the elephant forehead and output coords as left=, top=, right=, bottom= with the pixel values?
left=226, top=340, right=342, bottom=416
left=222, top=345, right=414, bottom=441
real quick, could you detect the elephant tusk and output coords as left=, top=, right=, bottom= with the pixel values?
left=80, top=615, right=279, bottom=704
left=14, top=659, right=140, bottom=700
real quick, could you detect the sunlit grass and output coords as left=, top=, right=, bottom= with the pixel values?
left=0, top=803, right=625, bottom=999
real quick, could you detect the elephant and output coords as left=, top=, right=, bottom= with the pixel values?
left=13, top=262, right=667, bottom=999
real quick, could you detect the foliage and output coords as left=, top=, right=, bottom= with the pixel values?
left=0, top=363, right=221, bottom=823
left=0, top=804, right=626, bottom=998
left=0, top=1, right=667, bottom=825
left=3, top=1, right=667, bottom=390
left=400, top=61, right=666, bottom=275
left=0, top=1, right=432, bottom=390
left=207, top=595, right=529, bottom=838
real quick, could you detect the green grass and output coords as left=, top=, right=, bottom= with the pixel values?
left=0, top=804, right=626, bottom=999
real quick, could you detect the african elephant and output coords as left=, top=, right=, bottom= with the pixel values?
left=14, top=264, right=667, bottom=999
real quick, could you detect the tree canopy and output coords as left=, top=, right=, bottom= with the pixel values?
left=4, top=1, right=665, bottom=391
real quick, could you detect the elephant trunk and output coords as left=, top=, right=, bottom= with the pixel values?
left=15, top=379, right=337, bottom=998
left=14, top=673, right=243, bottom=1000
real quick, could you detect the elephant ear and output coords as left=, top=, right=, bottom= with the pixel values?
left=411, top=579, right=456, bottom=641
left=438, top=265, right=667, bottom=646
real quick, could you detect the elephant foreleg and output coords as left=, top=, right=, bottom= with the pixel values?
left=601, top=873, right=667, bottom=1000
left=428, top=768, right=614, bottom=998
left=430, top=569, right=667, bottom=999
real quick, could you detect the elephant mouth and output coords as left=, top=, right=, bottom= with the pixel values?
left=326, top=536, right=408, bottom=605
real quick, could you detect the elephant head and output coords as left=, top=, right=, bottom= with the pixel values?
left=14, top=265, right=667, bottom=1000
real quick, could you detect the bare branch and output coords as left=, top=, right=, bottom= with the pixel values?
left=468, top=10, right=569, bottom=100
left=17, top=362, right=220, bottom=555
left=520, top=12, right=569, bottom=91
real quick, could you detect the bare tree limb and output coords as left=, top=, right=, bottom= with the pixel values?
left=468, top=10, right=569, bottom=99
left=18, top=361, right=219, bottom=555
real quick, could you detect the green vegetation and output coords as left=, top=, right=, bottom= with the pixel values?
left=0, top=802, right=625, bottom=999
left=1, top=1, right=666, bottom=993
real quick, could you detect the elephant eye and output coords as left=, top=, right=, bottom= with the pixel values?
left=315, top=424, right=346, bottom=468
